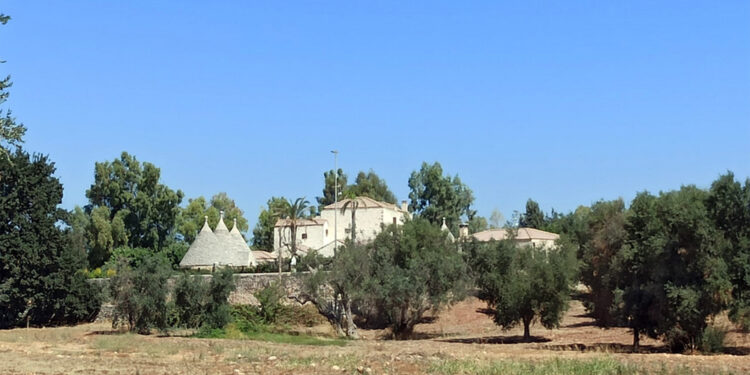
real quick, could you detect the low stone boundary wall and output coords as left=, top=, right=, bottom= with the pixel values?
left=91, top=272, right=307, bottom=321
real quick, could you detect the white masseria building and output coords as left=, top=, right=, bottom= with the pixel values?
left=273, top=197, right=411, bottom=257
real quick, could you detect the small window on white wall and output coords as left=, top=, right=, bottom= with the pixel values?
left=301, top=233, right=308, bottom=239
left=393, top=217, right=397, bottom=224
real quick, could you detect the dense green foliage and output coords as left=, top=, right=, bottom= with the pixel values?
left=172, top=273, right=208, bottom=328
left=251, top=196, right=288, bottom=250
left=407, top=162, right=476, bottom=234
left=369, top=219, right=468, bottom=338
left=304, top=219, right=467, bottom=339
left=467, top=215, right=489, bottom=234
left=176, top=193, right=249, bottom=243
left=517, top=174, right=748, bottom=352
left=471, top=236, right=577, bottom=340
left=85, top=152, right=184, bottom=267
left=316, top=168, right=397, bottom=211
left=203, top=268, right=236, bottom=329
left=519, top=199, right=546, bottom=229
left=253, top=282, right=286, bottom=324
left=110, top=255, right=171, bottom=334
left=706, top=172, right=750, bottom=330
left=622, top=187, right=732, bottom=352
left=348, top=170, right=398, bottom=204
left=316, top=168, right=347, bottom=209
left=579, top=199, right=627, bottom=326
left=0, top=151, right=100, bottom=328
left=112, top=257, right=235, bottom=333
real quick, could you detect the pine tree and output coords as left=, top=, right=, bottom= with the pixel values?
left=0, top=150, right=100, bottom=328
left=0, top=13, right=26, bottom=161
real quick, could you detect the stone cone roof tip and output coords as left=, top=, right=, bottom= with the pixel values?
left=215, top=211, right=229, bottom=233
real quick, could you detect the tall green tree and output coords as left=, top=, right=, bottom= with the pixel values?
left=579, top=199, right=627, bottom=327
left=317, top=169, right=347, bottom=210
left=251, top=196, right=288, bottom=250
left=472, top=237, right=577, bottom=341
left=706, top=172, right=750, bottom=329
left=367, top=218, right=468, bottom=338
left=0, top=14, right=26, bottom=161
left=467, top=215, right=488, bottom=234
left=407, top=162, right=476, bottom=234
left=0, top=150, right=100, bottom=328
left=85, top=152, right=184, bottom=259
left=519, top=199, right=545, bottom=229
left=316, top=169, right=397, bottom=211
left=349, top=170, right=397, bottom=204
left=66, top=206, right=91, bottom=262
left=623, top=188, right=732, bottom=352
left=86, top=205, right=128, bottom=267
left=176, top=193, right=249, bottom=243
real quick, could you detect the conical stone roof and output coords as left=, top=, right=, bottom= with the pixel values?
left=212, top=211, right=238, bottom=266
left=179, top=216, right=223, bottom=268
left=179, top=213, right=259, bottom=268
left=230, top=218, right=257, bottom=266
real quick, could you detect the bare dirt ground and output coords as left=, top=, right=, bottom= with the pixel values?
left=1, top=298, right=748, bottom=374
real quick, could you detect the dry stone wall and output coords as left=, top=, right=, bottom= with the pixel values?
left=91, top=272, right=306, bottom=321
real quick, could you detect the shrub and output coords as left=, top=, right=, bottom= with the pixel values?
left=276, top=304, right=327, bottom=327
left=298, top=250, right=332, bottom=271
left=729, top=304, right=750, bottom=332
left=255, top=282, right=285, bottom=324
left=699, top=325, right=727, bottom=354
left=105, top=246, right=167, bottom=270
left=202, top=267, right=235, bottom=329
left=172, top=273, right=208, bottom=328
left=110, top=255, right=171, bottom=334
left=162, top=242, right=189, bottom=269
left=231, top=305, right=265, bottom=332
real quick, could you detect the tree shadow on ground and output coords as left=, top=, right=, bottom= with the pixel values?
left=440, top=335, right=551, bottom=344
left=85, top=330, right=122, bottom=336
left=85, top=329, right=187, bottom=338
left=564, top=320, right=597, bottom=328
left=540, top=342, right=668, bottom=354
left=720, top=346, right=750, bottom=356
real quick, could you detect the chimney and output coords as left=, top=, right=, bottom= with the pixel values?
left=459, top=223, right=469, bottom=239
left=401, top=200, right=408, bottom=212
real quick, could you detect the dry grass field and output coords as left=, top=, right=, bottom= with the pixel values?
left=1, top=298, right=749, bottom=374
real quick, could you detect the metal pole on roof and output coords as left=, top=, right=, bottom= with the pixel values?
left=331, top=150, right=338, bottom=256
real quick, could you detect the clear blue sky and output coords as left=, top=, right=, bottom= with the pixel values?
left=2, top=1, right=749, bottom=231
